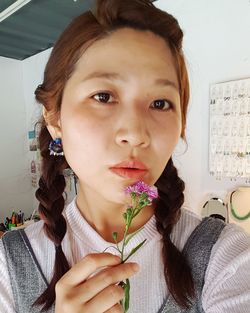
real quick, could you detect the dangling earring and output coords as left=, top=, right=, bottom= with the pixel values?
left=49, top=138, right=64, bottom=156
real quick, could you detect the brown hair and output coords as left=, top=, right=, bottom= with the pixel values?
left=34, top=0, right=193, bottom=311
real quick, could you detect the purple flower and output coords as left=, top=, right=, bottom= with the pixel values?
left=125, top=181, right=158, bottom=202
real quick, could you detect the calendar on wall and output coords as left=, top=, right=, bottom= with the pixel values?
left=209, top=78, right=250, bottom=182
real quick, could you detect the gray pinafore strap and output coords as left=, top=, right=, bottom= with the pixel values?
left=158, top=217, right=226, bottom=313
left=2, top=228, right=54, bottom=313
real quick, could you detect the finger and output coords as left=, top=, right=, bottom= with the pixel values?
left=85, top=284, right=125, bottom=313
left=80, top=262, right=139, bottom=302
left=58, top=253, right=121, bottom=287
left=104, top=302, right=123, bottom=313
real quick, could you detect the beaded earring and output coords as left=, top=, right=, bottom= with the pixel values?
left=49, top=138, right=64, bottom=156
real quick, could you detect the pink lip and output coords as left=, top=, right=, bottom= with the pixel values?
left=109, top=159, right=148, bottom=179
left=110, top=168, right=148, bottom=179
left=110, top=160, right=148, bottom=170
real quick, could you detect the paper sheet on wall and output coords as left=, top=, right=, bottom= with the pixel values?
left=209, top=78, right=250, bottom=181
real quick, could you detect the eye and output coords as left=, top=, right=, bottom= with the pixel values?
left=92, top=92, right=114, bottom=103
left=150, top=99, right=173, bottom=110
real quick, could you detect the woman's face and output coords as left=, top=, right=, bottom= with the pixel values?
left=59, top=28, right=182, bottom=204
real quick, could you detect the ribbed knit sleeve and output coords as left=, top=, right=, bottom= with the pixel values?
left=202, top=223, right=250, bottom=313
left=0, top=239, right=15, bottom=313
left=0, top=201, right=249, bottom=313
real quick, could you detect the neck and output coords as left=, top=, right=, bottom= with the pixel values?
left=75, top=185, right=154, bottom=243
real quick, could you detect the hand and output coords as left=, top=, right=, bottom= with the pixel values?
left=55, top=252, right=139, bottom=313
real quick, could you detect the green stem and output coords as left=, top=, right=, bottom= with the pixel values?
left=121, top=221, right=130, bottom=260
left=102, top=245, right=121, bottom=254
left=120, top=203, right=137, bottom=260
left=118, top=194, right=149, bottom=312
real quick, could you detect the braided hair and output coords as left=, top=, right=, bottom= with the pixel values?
left=32, top=121, right=70, bottom=310
left=33, top=0, right=193, bottom=310
left=155, top=158, right=194, bottom=306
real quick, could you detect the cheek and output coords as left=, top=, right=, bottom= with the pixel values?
left=150, top=116, right=180, bottom=155
left=151, top=117, right=181, bottom=171
left=60, top=110, right=107, bottom=166
left=154, top=115, right=181, bottom=146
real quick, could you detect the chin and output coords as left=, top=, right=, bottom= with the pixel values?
left=106, top=186, right=128, bottom=205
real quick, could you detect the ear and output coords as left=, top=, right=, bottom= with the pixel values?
left=43, top=107, right=62, bottom=139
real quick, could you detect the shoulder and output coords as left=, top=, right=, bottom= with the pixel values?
left=202, top=223, right=250, bottom=312
left=24, top=220, right=44, bottom=238
left=171, top=207, right=202, bottom=251
left=0, top=237, right=15, bottom=312
left=209, top=222, right=250, bottom=262
left=23, top=220, right=54, bottom=252
left=206, top=222, right=250, bottom=275
left=0, top=221, right=46, bottom=259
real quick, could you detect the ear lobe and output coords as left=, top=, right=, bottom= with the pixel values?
left=42, top=107, right=62, bottom=139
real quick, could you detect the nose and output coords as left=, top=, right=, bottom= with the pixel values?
left=115, top=108, right=150, bottom=148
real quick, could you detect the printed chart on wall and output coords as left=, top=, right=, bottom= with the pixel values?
left=209, top=78, right=250, bottom=182
left=28, top=128, right=41, bottom=189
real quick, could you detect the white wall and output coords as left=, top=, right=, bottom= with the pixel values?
left=1, top=0, right=249, bottom=223
left=21, top=48, right=76, bottom=210
left=156, top=0, right=250, bottom=213
left=0, top=49, right=73, bottom=224
left=0, top=57, right=32, bottom=222
left=21, top=49, right=52, bottom=213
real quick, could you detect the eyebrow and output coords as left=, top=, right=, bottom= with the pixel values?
left=81, top=71, right=180, bottom=92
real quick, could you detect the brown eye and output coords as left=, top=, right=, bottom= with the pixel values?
left=151, top=99, right=172, bottom=110
left=93, top=92, right=113, bottom=103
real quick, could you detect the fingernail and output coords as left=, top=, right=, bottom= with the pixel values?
left=114, top=255, right=122, bottom=262
left=131, top=263, right=140, bottom=272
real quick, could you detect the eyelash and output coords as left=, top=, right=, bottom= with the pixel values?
left=91, top=92, right=174, bottom=111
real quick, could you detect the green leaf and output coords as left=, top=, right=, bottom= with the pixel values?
left=123, top=239, right=147, bottom=262
left=132, top=208, right=143, bottom=218
left=112, top=231, right=118, bottom=242
left=125, top=227, right=144, bottom=245
left=123, top=212, right=127, bottom=221
left=139, top=192, right=147, bottom=200
left=126, top=207, right=133, bottom=218
left=130, top=192, right=136, bottom=200
left=138, top=198, right=150, bottom=207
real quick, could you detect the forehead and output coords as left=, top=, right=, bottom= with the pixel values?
left=72, top=28, right=179, bottom=85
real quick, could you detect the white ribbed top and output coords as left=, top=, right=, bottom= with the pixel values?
left=0, top=197, right=250, bottom=313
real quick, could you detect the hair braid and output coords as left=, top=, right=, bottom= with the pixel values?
left=33, top=124, right=70, bottom=311
left=32, top=0, right=192, bottom=310
left=155, top=157, right=194, bottom=308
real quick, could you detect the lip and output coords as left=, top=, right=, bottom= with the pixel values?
left=110, top=160, right=148, bottom=170
left=110, top=168, right=148, bottom=179
left=109, top=159, right=148, bottom=179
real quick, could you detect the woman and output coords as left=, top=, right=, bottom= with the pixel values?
left=1, top=0, right=249, bottom=312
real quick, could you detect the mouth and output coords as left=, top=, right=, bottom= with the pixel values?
left=110, top=159, right=147, bottom=170
left=109, top=167, right=148, bottom=179
left=109, top=159, right=148, bottom=179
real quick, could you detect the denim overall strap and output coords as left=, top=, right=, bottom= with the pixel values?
left=2, top=229, right=54, bottom=313
left=158, top=217, right=226, bottom=313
